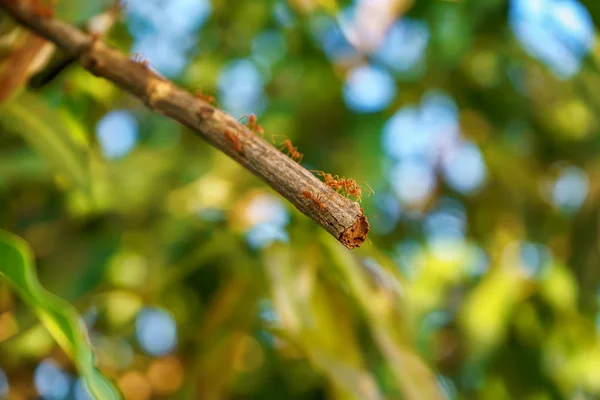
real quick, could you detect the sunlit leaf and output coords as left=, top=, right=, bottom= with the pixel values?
left=316, top=0, right=338, bottom=13
left=460, top=266, right=528, bottom=353
left=0, top=229, right=122, bottom=400
left=287, top=0, right=338, bottom=14
left=539, top=263, right=578, bottom=313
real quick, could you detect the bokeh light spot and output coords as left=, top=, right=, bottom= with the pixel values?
left=125, top=0, right=211, bottom=77
left=136, top=308, right=177, bottom=356
left=0, top=368, right=8, bottom=398
left=96, top=110, right=139, bottom=159
left=467, top=245, right=489, bottom=277
left=509, top=0, right=594, bottom=78
left=73, top=378, right=92, bottom=400
left=246, top=223, right=290, bottom=249
left=394, top=240, right=425, bottom=279
left=245, top=195, right=290, bottom=227
left=389, top=160, right=436, bottom=205
left=371, top=192, right=402, bottom=235
left=552, top=166, right=588, bottom=213
left=519, top=242, right=552, bottom=278
left=425, top=198, right=467, bottom=240
left=244, top=195, right=290, bottom=249
left=273, top=1, right=295, bottom=27
left=34, top=360, right=72, bottom=400
left=376, top=18, right=429, bottom=74
left=441, top=142, right=487, bottom=194
left=218, top=59, right=267, bottom=116
left=343, top=65, right=397, bottom=113
left=383, top=91, right=461, bottom=165
left=118, top=372, right=151, bottom=400
left=147, top=357, right=184, bottom=394
left=382, top=107, right=428, bottom=160
left=309, top=14, right=358, bottom=62
left=131, top=37, right=188, bottom=77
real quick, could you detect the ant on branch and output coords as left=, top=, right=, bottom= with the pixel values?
left=224, top=129, right=243, bottom=153
left=194, top=90, right=216, bottom=105
left=272, top=135, right=303, bottom=163
left=281, top=140, right=303, bottom=163
left=302, top=189, right=328, bottom=210
left=343, top=178, right=374, bottom=203
left=238, top=114, right=264, bottom=136
left=311, top=171, right=374, bottom=203
left=311, top=171, right=344, bottom=192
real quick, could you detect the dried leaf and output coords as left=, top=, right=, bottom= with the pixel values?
left=0, top=30, right=54, bottom=103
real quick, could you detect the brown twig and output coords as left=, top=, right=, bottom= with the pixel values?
left=0, top=0, right=369, bottom=249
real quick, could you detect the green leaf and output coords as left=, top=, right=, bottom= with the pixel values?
left=0, top=229, right=122, bottom=400
left=0, top=92, right=90, bottom=191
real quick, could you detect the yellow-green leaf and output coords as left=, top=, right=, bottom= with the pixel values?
left=287, top=0, right=338, bottom=14
left=0, top=229, right=122, bottom=400
left=316, top=0, right=339, bottom=13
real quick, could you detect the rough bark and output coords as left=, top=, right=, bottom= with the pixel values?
left=0, top=0, right=369, bottom=248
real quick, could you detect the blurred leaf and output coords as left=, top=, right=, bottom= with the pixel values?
left=264, top=244, right=382, bottom=400
left=0, top=229, right=122, bottom=399
left=323, top=238, right=444, bottom=400
left=192, top=277, right=260, bottom=399
left=0, top=92, right=91, bottom=191
left=460, top=266, right=529, bottom=354
left=0, top=150, right=47, bottom=186
left=316, top=0, right=339, bottom=13
left=287, top=0, right=339, bottom=14
left=539, top=263, right=578, bottom=314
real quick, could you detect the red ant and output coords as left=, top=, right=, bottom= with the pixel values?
left=282, top=140, right=303, bottom=163
left=311, top=171, right=344, bottom=192
left=311, top=171, right=374, bottom=203
left=239, top=114, right=264, bottom=136
left=341, top=178, right=374, bottom=203
left=224, top=129, right=243, bottom=153
left=132, top=53, right=150, bottom=68
left=194, top=90, right=215, bottom=105
left=302, top=189, right=327, bottom=210
left=273, top=135, right=303, bottom=163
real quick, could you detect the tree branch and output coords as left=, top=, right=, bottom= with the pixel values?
left=0, top=0, right=369, bottom=249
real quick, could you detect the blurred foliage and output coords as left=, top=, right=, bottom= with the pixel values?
left=0, top=0, right=600, bottom=399
left=0, top=230, right=121, bottom=399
